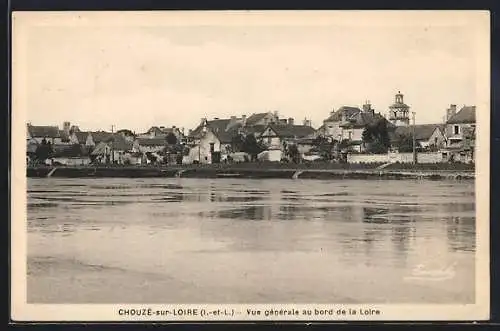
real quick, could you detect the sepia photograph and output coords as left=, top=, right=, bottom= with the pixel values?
left=11, top=10, right=490, bottom=321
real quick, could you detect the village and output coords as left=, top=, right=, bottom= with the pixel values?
left=26, top=91, right=476, bottom=168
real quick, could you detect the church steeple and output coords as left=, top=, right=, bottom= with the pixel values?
left=388, top=90, right=410, bottom=126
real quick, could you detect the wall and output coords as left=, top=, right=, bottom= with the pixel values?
left=348, top=152, right=443, bottom=164
left=51, top=157, right=91, bottom=166
left=258, top=150, right=282, bottom=162
left=340, top=127, right=363, bottom=142
left=323, top=120, right=342, bottom=139
left=260, top=127, right=282, bottom=149
left=428, top=128, right=446, bottom=149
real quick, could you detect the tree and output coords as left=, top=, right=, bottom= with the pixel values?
left=241, top=134, right=265, bottom=161
left=166, top=132, right=178, bottom=145
left=117, top=129, right=135, bottom=138
left=312, top=135, right=335, bottom=160
left=362, top=119, right=391, bottom=154
left=395, top=133, right=421, bottom=153
left=230, top=132, right=245, bottom=153
left=286, top=144, right=300, bottom=163
left=35, top=139, right=53, bottom=162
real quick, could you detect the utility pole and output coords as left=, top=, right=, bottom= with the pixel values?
left=412, top=112, right=417, bottom=165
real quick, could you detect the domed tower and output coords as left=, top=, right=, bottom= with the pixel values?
left=388, top=91, right=410, bottom=126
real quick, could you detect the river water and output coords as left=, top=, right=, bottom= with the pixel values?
left=27, top=178, right=476, bottom=304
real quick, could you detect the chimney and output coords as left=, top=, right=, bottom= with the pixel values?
left=188, top=129, right=193, bottom=136
left=200, top=117, right=206, bottom=125
left=274, top=110, right=279, bottom=120
left=241, top=115, right=247, bottom=126
left=288, top=118, right=294, bottom=126
left=446, top=104, right=457, bottom=121
left=303, top=118, right=312, bottom=127
left=330, top=108, right=336, bottom=115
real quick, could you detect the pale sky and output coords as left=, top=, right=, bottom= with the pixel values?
left=17, top=11, right=485, bottom=133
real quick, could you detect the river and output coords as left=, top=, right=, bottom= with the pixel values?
left=27, top=178, right=476, bottom=304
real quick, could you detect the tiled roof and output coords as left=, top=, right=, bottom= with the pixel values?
left=28, top=125, right=60, bottom=138
left=324, top=106, right=362, bottom=122
left=246, top=112, right=270, bottom=126
left=265, top=124, right=316, bottom=138
left=390, top=124, right=444, bottom=143
left=447, top=106, right=476, bottom=124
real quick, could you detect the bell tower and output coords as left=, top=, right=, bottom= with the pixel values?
left=388, top=91, right=410, bottom=126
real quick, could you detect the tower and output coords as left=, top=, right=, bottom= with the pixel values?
left=63, top=121, right=71, bottom=135
left=388, top=91, right=410, bottom=126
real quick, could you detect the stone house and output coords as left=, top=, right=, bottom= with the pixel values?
left=390, top=124, right=446, bottom=151
left=442, top=105, right=476, bottom=162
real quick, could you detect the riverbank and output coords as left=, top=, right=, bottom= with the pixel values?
left=27, top=163, right=475, bottom=180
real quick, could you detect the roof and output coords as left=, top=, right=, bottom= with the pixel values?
left=52, top=144, right=89, bottom=158
left=27, top=142, right=38, bottom=154
left=391, top=124, right=444, bottom=142
left=339, top=111, right=393, bottom=129
left=136, top=137, right=167, bottom=147
left=189, top=118, right=241, bottom=143
left=244, top=125, right=266, bottom=135
left=27, top=125, right=60, bottom=138
left=389, top=102, right=410, bottom=109
left=265, top=124, right=316, bottom=138
left=246, top=112, right=271, bottom=126
left=90, top=131, right=115, bottom=144
left=447, top=106, right=476, bottom=124
left=74, top=131, right=90, bottom=144
left=324, top=106, right=362, bottom=122
left=91, top=142, right=109, bottom=155
left=110, top=135, right=133, bottom=151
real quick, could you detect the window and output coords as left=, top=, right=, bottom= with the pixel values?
left=434, top=137, right=438, bottom=145
left=454, top=125, right=460, bottom=135
left=268, top=137, right=272, bottom=144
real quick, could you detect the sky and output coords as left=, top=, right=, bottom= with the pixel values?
left=17, top=11, right=485, bottom=133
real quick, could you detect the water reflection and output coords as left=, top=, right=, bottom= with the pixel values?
left=27, top=178, right=476, bottom=303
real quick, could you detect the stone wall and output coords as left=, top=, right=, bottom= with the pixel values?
left=348, top=152, right=443, bottom=164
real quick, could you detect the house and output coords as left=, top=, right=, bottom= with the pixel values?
left=91, top=134, right=134, bottom=164
left=335, top=103, right=395, bottom=152
left=137, top=126, right=186, bottom=143
left=259, top=120, right=316, bottom=151
left=444, top=105, right=476, bottom=149
left=390, top=124, right=446, bottom=151
left=321, top=106, right=362, bottom=140
left=245, top=112, right=278, bottom=127
left=49, top=144, right=91, bottom=166
left=187, top=117, right=246, bottom=163
left=133, top=137, right=167, bottom=153
left=442, top=105, right=476, bottom=162
left=27, top=124, right=62, bottom=144
left=69, top=131, right=93, bottom=146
